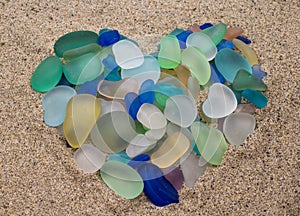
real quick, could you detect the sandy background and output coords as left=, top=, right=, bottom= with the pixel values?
left=0, top=0, right=299, bottom=215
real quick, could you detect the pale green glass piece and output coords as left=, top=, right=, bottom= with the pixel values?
left=232, top=69, right=267, bottom=91
left=191, top=121, right=228, bottom=165
left=126, top=134, right=157, bottom=158
left=100, top=160, right=144, bottom=199
left=63, top=53, right=103, bottom=85
left=158, top=35, right=181, bottom=69
left=181, top=46, right=210, bottom=85
left=201, top=23, right=227, bottom=45
left=30, top=56, right=62, bottom=92
left=63, top=43, right=102, bottom=61
left=54, top=30, right=98, bottom=57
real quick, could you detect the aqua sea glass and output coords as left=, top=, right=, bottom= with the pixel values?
left=63, top=43, right=101, bottom=61
left=232, top=69, right=267, bottom=91
left=30, top=56, right=63, bottom=92
left=54, top=30, right=98, bottom=57
left=242, top=89, right=268, bottom=108
left=201, top=23, right=227, bottom=45
left=108, top=151, right=131, bottom=164
left=158, top=35, right=181, bottom=69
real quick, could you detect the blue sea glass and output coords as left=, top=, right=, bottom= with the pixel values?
left=176, top=30, right=192, bottom=49
left=216, top=39, right=234, bottom=51
left=57, top=73, right=73, bottom=87
left=137, top=163, right=179, bottom=207
left=169, top=28, right=185, bottom=36
left=98, top=29, right=120, bottom=46
left=242, top=89, right=268, bottom=108
left=125, top=92, right=142, bottom=120
left=77, top=75, right=103, bottom=96
left=154, top=83, right=185, bottom=97
left=210, top=64, right=226, bottom=84
left=139, top=79, right=155, bottom=104
left=236, top=35, right=251, bottom=44
left=252, top=64, right=268, bottom=80
left=128, top=154, right=150, bottom=169
left=200, top=23, right=213, bottom=30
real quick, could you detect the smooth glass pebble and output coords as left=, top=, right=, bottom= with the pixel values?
left=104, top=67, right=121, bottom=81
left=63, top=94, right=101, bottom=148
left=235, top=103, right=256, bottom=114
left=137, top=163, right=179, bottom=207
left=137, top=103, right=167, bottom=130
left=210, top=63, right=226, bottom=84
left=202, top=83, right=237, bottom=118
left=161, top=68, right=177, bottom=76
left=100, top=160, right=144, bottom=199
left=145, top=127, right=166, bottom=141
left=63, top=53, right=103, bottom=85
left=162, top=166, right=184, bottom=191
left=54, top=30, right=98, bottom=57
left=232, top=69, right=267, bottom=91
left=158, top=76, right=186, bottom=90
left=125, top=92, right=142, bottom=120
left=228, top=84, right=243, bottom=104
left=175, top=65, right=190, bottom=87
left=98, top=29, right=120, bottom=46
left=99, top=99, right=125, bottom=117
left=74, top=143, right=106, bottom=173
left=77, top=75, right=103, bottom=96
left=169, top=28, right=185, bottom=36
left=232, top=38, right=259, bottom=66
left=223, top=27, right=243, bottom=41
left=187, top=76, right=200, bottom=101
left=236, top=35, right=251, bottom=44
left=217, top=117, right=226, bottom=133
left=201, top=23, right=227, bottom=45
left=191, top=121, right=228, bottom=165
left=164, top=95, right=197, bottom=128
left=30, top=56, right=63, bottom=92
left=215, top=48, right=252, bottom=82
left=181, top=46, right=210, bottom=85
left=223, top=113, right=256, bottom=146
left=63, top=43, right=101, bottom=61
left=180, top=153, right=209, bottom=188
left=252, top=64, right=268, bottom=80
left=112, top=39, right=144, bottom=69
left=108, top=151, right=131, bottom=164
left=126, top=134, right=157, bottom=158
left=121, top=55, right=160, bottom=86
left=97, top=78, right=139, bottom=99
left=200, top=23, right=213, bottom=30
left=186, top=32, right=217, bottom=61
left=189, top=24, right=201, bottom=32
left=158, top=35, right=181, bottom=69
left=128, top=154, right=150, bottom=169
left=57, top=73, right=73, bottom=87
left=151, top=132, right=190, bottom=168
left=90, top=111, right=137, bottom=153
left=139, top=79, right=155, bottom=104
left=242, top=89, right=268, bottom=108
left=176, top=30, right=192, bottom=49
left=166, top=122, right=195, bottom=143
left=216, top=39, right=234, bottom=51
left=42, top=86, right=76, bottom=127
left=102, top=54, right=119, bottom=71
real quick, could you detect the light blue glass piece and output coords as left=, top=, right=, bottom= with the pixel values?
left=154, top=83, right=185, bottom=97
left=216, top=39, right=234, bottom=51
left=108, top=151, right=131, bottom=164
left=139, top=79, right=155, bottom=104
left=77, top=75, right=103, bottom=96
left=215, top=48, right=252, bottom=82
left=252, top=64, right=267, bottom=80
left=242, top=89, right=268, bottom=108
left=210, top=64, right=226, bottom=84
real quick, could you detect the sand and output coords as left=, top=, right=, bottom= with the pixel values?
left=0, top=0, right=299, bottom=215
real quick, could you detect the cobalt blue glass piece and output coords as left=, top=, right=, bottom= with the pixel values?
left=98, top=29, right=120, bottom=46
left=199, top=23, right=213, bottom=30
left=77, top=75, right=103, bottom=96
left=137, top=163, right=179, bottom=207
left=128, top=154, right=150, bottom=169
left=252, top=65, right=268, bottom=80
left=210, top=64, right=226, bottom=84
left=176, top=30, right=192, bottom=42
left=56, top=73, right=74, bottom=87
left=236, top=36, right=251, bottom=44
left=154, top=83, right=185, bottom=97
left=228, top=84, right=242, bottom=104
left=139, top=79, right=155, bottom=104
left=125, top=92, right=142, bottom=120
left=242, top=89, right=268, bottom=108
left=107, top=151, right=131, bottom=164
left=98, top=28, right=110, bottom=35
left=216, top=39, right=234, bottom=51
left=169, top=28, right=185, bottom=36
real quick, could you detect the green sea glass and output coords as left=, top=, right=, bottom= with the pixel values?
left=191, top=121, right=228, bottom=165
left=158, top=35, right=181, bottom=69
left=232, top=69, right=267, bottom=91
left=63, top=53, right=103, bottom=85
left=201, top=23, right=227, bottom=45
left=100, top=160, right=144, bottom=199
left=63, top=43, right=102, bottom=61
left=30, top=56, right=62, bottom=92
left=181, top=46, right=210, bottom=85
left=54, top=30, right=98, bottom=57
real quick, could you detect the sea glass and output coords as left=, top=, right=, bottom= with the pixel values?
left=201, top=23, right=227, bottom=45
left=181, top=46, right=210, bottom=85
left=162, top=166, right=184, bottom=191
left=139, top=79, right=155, bottom=104
left=30, top=56, right=63, bottom=92
left=145, top=127, right=166, bottom=141
left=100, top=160, right=144, bottom=199
left=234, top=103, right=256, bottom=114
left=223, top=27, right=243, bottom=41
left=42, top=86, right=76, bottom=127
left=126, top=134, right=157, bottom=158
left=125, top=92, right=142, bottom=120
left=187, top=76, right=200, bottom=101
left=215, top=48, right=252, bottom=82
left=233, top=38, right=259, bottom=66
left=99, top=99, right=125, bottom=117
left=252, top=64, right=268, bottom=80
left=191, top=121, right=228, bottom=165
left=63, top=43, right=101, bottom=61
left=54, top=30, right=98, bottom=57
left=158, top=35, right=181, bottom=69
left=63, top=94, right=101, bottom=148
left=223, top=113, right=256, bottom=146
left=137, top=103, right=167, bottom=130
left=108, top=151, right=131, bottom=164
left=175, top=65, right=190, bottom=87
left=98, top=29, right=120, bottom=46
left=242, top=89, right=268, bottom=108
left=232, top=69, right=267, bottom=91
left=77, top=75, right=103, bottom=96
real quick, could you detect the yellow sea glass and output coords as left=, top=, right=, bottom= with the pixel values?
left=232, top=38, right=258, bottom=66
left=151, top=132, right=190, bottom=168
left=63, top=94, right=101, bottom=148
